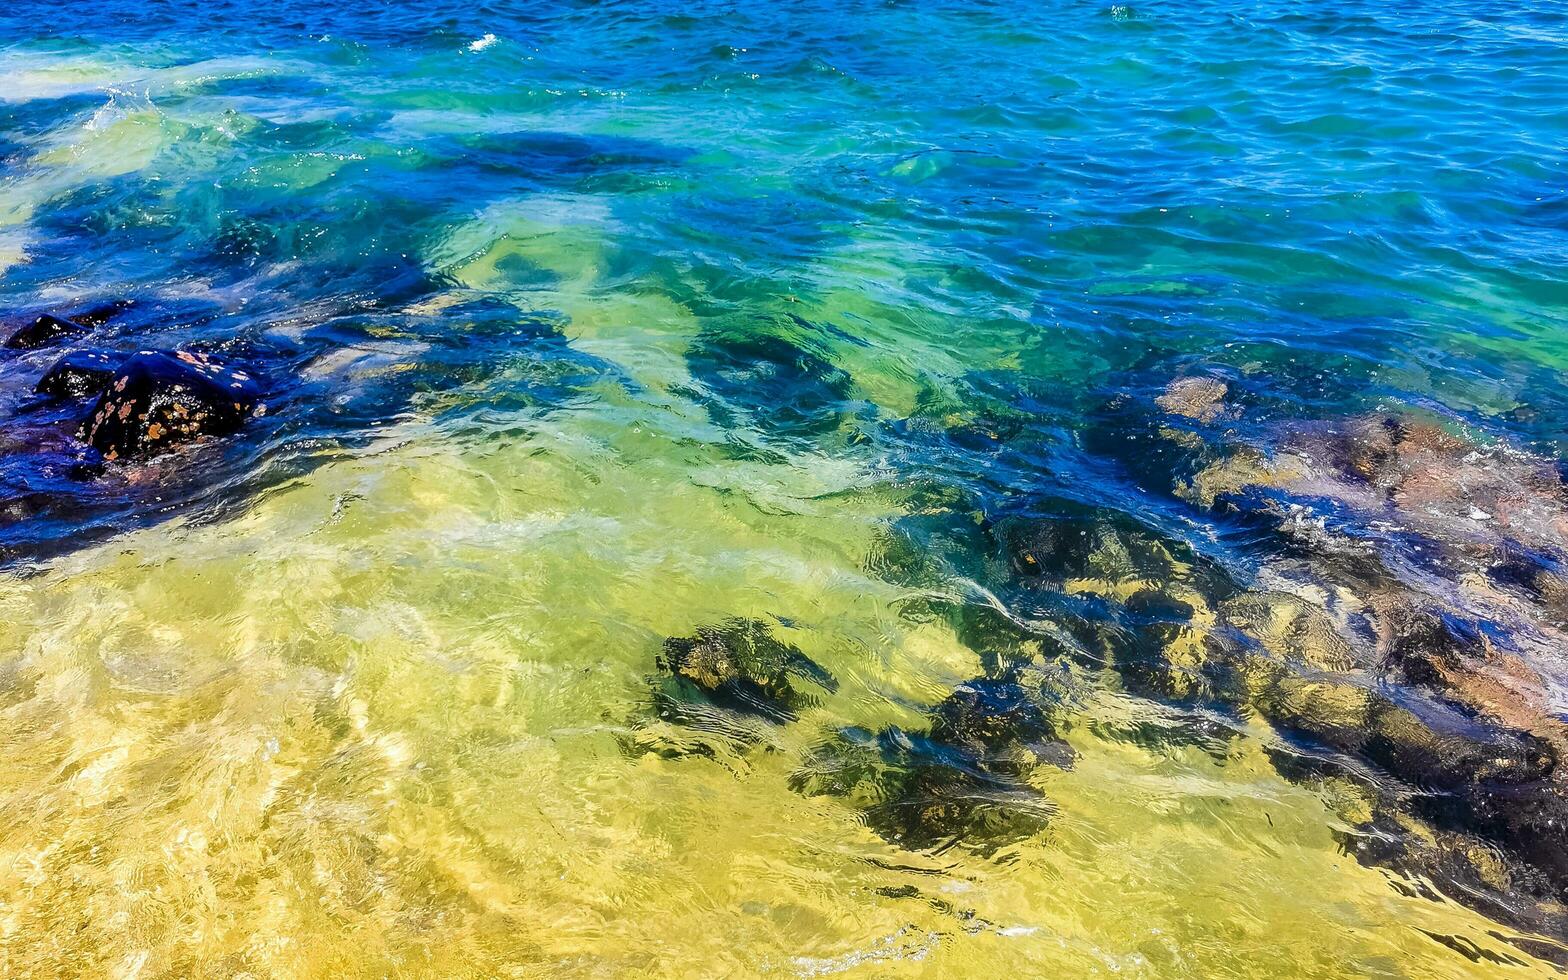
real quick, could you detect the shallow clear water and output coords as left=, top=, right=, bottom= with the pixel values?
left=3, top=0, right=1568, bottom=975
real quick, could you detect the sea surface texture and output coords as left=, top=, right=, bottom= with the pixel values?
left=3, top=0, right=1568, bottom=975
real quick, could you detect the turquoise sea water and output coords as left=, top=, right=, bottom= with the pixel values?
left=3, top=1, right=1568, bottom=976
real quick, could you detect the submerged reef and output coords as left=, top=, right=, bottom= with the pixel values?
left=926, top=371, right=1568, bottom=946
left=1153, top=386, right=1568, bottom=939
left=0, top=291, right=595, bottom=566
left=618, top=366, right=1568, bottom=938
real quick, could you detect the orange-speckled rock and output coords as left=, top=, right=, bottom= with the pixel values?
left=79, top=350, right=262, bottom=460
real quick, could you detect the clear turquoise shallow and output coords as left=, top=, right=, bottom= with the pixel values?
left=2, top=0, right=1568, bottom=976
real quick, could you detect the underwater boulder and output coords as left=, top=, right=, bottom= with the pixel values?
left=684, top=329, right=859, bottom=441
left=983, top=508, right=1238, bottom=699
left=3, top=301, right=135, bottom=351
left=792, top=677, right=1072, bottom=852
left=79, top=350, right=263, bottom=461
left=1084, top=384, right=1232, bottom=495
left=994, top=509, right=1234, bottom=603
left=1188, top=412, right=1568, bottom=562
left=1334, top=811, right=1568, bottom=959
left=35, top=349, right=119, bottom=400
left=925, top=677, right=1077, bottom=774
left=996, top=514, right=1102, bottom=582
left=859, top=747, right=1057, bottom=852
left=657, top=618, right=837, bottom=724
left=68, top=300, right=136, bottom=329
left=1218, top=586, right=1568, bottom=904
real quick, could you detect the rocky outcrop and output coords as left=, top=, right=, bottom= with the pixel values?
left=79, top=350, right=264, bottom=461
left=1121, top=379, right=1568, bottom=936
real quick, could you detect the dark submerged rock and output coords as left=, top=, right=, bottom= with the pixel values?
left=925, top=677, right=1077, bottom=774
left=35, top=349, right=119, bottom=400
left=3, top=301, right=133, bottom=351
left=792, top=677, right=1072, bottom=852
left=0, top=423, right=108, bottom=554
left=994, top=509, right=1235, bottom=605
left=823, top=370, right=1568, bottom=945
left=657, top=618, right=837, bottom=724
left=979, top=509, right=1240, bottom=701
left=69, top=300, right=135, bottom=329
left=79, top=350, right=263, bottom=461
left=4, top=313, right=89, bottom=351
left=996, top=514, right=1101, bottom=581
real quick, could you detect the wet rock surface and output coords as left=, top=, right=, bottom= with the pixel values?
left=0, top=289, right=593, bottom=567
left=35, top=349, right=119, bottom=400
left=1154, top=374, right=1230, bottom=423
left=3, top=301, right=134, bottom=350
left=4, top=312, right=90, bottom=351
left=80, top=350, right=263, bottom=461
left=67, top=300, right=137, bottom=329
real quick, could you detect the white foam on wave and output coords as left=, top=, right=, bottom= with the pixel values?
left=468, top=33, right=500, bottom=52
left=0, top=64, right=121, bottom=105
left=0, top=53, right=294, bottom=105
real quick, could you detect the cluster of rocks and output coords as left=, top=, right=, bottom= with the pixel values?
left=3, top=304, right=267, bottom=464
left=647, top=363, right=1568, bottom=951
left=12, top=293, right=1554, bottom=943
left=637, top=363, right=1568, bottom=937
left=1064, top=374, right=1568, bottom=945
left=638, top=617, right=1074, bottom=854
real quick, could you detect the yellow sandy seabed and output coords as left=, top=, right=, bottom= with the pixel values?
left=0, top=401, right=1537, bottom=978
